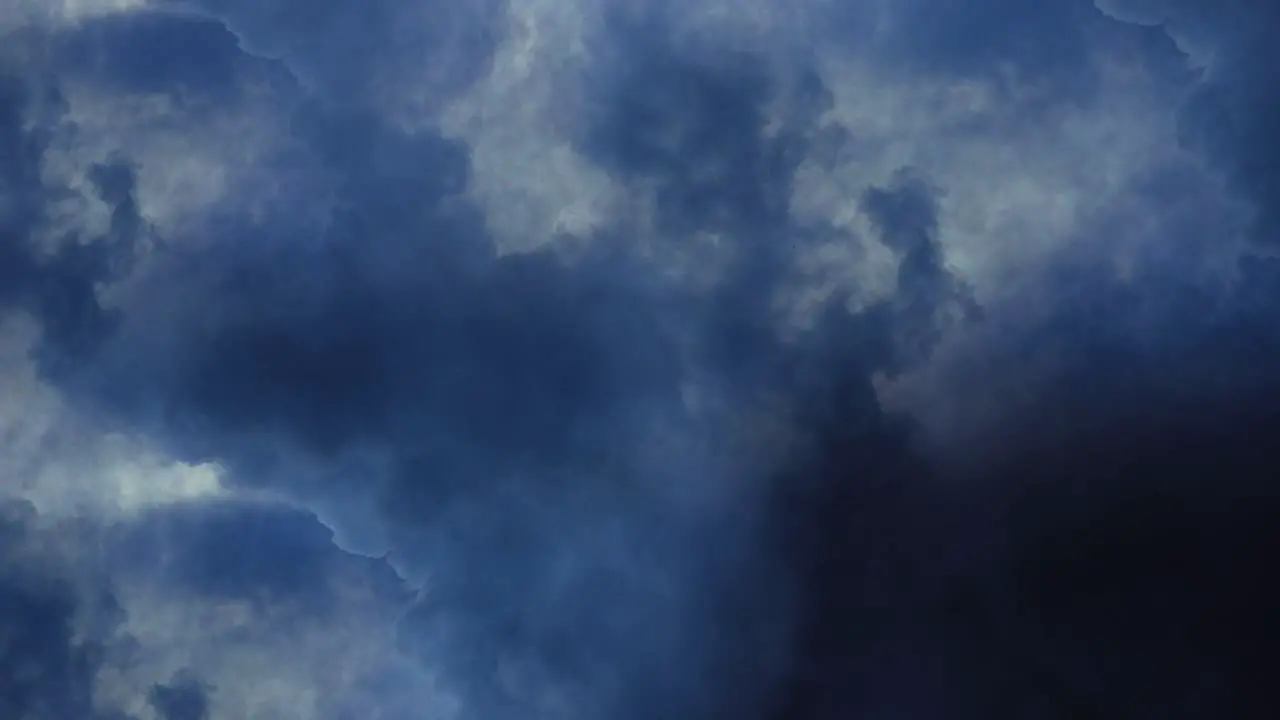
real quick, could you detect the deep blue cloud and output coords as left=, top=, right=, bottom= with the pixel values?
left=6, top=12, right=974, bottom=718
left=0, top=501, right=135, bottom=720
left=4, top=1, right=1280, bottom=719
left=0, top=494, right=423, bottom=718
left=1101, top=0, right=1280, bottom=244
left=877, top=0, right=1101, bottom=93
left=54, top=12, right=246, bottom=99
left=148, top=671, right=212, bottom=720
left=111, top=500, right=405, bottom=610
left=164, top=0, right=505, bottom=111
left=579, top=22, right=799, bottom=235
left=0, top=75, right=144, bottom=381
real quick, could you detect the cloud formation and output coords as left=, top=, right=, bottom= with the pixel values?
left=3, top=1, right=1280, bottom=719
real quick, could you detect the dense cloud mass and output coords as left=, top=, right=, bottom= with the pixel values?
left=2, top=0, right=1279, bottom=718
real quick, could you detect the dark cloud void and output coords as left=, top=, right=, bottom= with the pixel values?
left=3, top=2, right=1280, bottom=720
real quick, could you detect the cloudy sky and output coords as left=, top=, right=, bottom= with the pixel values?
left=2, top=0, right=1278, bottom=718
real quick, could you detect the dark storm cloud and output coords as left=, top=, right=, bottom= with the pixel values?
left=858, top=4, right=1280, bottom=714
left=8, top=8, right=981, bottom=720
left=5, top=2, right=1280, bottom=720
left=1, top=63, right=146, bottom=720
left=162, top=0, right=505, bottom=112
left=1179, top=37, right=1280, bottom=244
left=63, top=49, right=774, bottom=720
left=876, top=0, right=1101, bottom=92
left=53, top=11, right=246, bottom=99
left=0, top=70, right=146, bottom=375
left=0, top=500, right=137, bottom=720
left=81, top=103, right=687, bottom=493
left=148, top=670, right=212, bottom=720
left=1100, top=0, right=1280, bottom=244
left=816, top=0, right=1190, bottom=114
left=0, top=502, right=100, bottom=720
left=579, top=20, right=800, bottom=235
left=913, top=247, right=1280, bottom=717
left=758, top=184, right=1280, bottom=719
left=110, top=500, right=406, bottom=610
left=859, top=170, right=982, bottom=373
left=104, top=499, right=423, bottom=719
left=575, top=17, right=842, bottom=394
left=0, top=494, right=428, bottom=719
left=777, top=2, right=1280, bottom=717
left=2, top=15, right=412, bottom=720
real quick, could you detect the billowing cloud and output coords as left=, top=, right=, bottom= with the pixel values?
left=3, top=1, right=1280, bottom=719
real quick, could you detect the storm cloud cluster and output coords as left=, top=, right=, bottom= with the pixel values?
left=2, top=0, right=1279, bottom=718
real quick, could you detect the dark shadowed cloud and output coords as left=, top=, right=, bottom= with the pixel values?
left=3, top=1, right=1280, bottom=719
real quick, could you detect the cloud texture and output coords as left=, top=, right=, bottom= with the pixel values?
left=2, top=0, right=1279, bottom=718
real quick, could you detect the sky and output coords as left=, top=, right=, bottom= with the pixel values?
left=1, top=0, right=1278, bottom=718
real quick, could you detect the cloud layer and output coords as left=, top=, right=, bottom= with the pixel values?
left=3, top=1, right=1279, bottom=718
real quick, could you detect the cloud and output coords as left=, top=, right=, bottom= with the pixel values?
left=0, top=0, right=149, bottom=33
left=0, top=499, right=137, bottom=720
left=169, top=0, right=505, bottom=119
left=4, top=1, right=1280, bottom=719
left=98, top=499, right=437, bottom=720
left=147, top=671, right=212, bottom=720
left=5, top=6, right=975, bottom=717
left=1, top=47, right=224, bottom=518
left=1098, top=0, right=1280, bottom=244
left=2, top=17, right=432, bottom=719
left=0, top=494, right=444, bottom=720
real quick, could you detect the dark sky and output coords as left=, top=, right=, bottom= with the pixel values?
left=2, top=1, right=1279, bottom=718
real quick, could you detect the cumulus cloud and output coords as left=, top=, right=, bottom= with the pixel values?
left=3, top=0, right=1280, bottom=719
